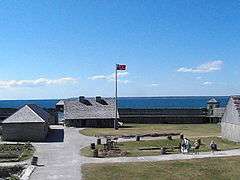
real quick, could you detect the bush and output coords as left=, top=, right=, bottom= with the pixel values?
left=0, top=165, right=23, bottom=179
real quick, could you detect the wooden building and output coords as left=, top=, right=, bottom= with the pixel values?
left=57, top=96, right=225, bottom=127
left=63, top=96, right=119, bottom=128
left=2, top=104, right=50, bottom=142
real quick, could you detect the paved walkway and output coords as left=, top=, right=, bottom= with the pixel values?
left=30, top=126, right=95, bottom=180
left=83, top=148, right=240, bottom=164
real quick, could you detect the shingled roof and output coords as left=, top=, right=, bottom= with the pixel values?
left=64, top=97, right=119, bottom=120
left=2, top=104, right=50, bottom=124
left=222, top=96, right=240, bottom=125
left=56, top=100, right=65, bottom=106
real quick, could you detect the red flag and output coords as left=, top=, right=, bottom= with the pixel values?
left=117, top=64, right=126, bottom=70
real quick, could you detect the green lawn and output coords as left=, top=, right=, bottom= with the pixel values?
left=80, top=124, right=220, bottom=138
left=82, top=156, right=240, bottom=180
left=81, top=137, right=240, bottom=157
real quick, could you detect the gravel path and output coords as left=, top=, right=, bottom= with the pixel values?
left=83, top=148, right=240, bottom=164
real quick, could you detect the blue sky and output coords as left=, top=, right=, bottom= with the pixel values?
left=0, top=0, right=240, bottom=99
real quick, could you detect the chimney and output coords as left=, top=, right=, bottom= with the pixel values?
left=79, top=96, right=92, bottom=106
left=96, top=96, right=108, bottom=105
left=79, top=96, right=85, bottom=102
left=96, top=96, right=102, bottom=103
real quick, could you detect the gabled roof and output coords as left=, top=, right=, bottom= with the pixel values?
left=64, top=97, right=119, bottom=120
left=2, top=104, right=50, bottom=124
left=222, top=96, right=240, bottom=125
left=56, top=100, right=64, bottom=106
left=208, top=98, right=218, bottom=104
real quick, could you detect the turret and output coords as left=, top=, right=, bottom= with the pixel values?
left=207, top=98, right=220, bottom=116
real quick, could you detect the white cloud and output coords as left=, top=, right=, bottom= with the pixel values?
left=88, top=72, right=130, bottom=83
left=88, top=75, right=107, bottom=80
left=177, top=60, right=223, bottom=73
left=150, top=83, right=159, bottom=87
left=0, top=77, right=78, bottom=89
left=202, top=81, right=213, bottom=85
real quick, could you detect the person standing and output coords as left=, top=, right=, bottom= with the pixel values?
left=210, top=141, right=217, bottom=153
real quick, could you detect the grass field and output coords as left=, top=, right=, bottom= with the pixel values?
left=80, top=123, right=221, bottom=137
left=82, top=156, right=240, bottom=180
left=81, top=137, right=240, bottom=157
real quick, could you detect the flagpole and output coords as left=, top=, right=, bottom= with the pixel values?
left=115, top=64, right=118, bottom=130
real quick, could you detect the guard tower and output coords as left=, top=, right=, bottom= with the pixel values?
left=56, top=100, right=65, bottom=123
left=207, top=98, right=220, bottom=116
left=56, top=100, right=64, bottom=112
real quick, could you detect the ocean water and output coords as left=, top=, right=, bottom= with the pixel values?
left=0, top=96, right=229, bottom=109
left=118, top=96, right=229, bottom=109
left=0, top=99, right=59, bottom=109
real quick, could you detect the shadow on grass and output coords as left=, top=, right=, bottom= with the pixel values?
left=120, top=125, right=136, bottom=128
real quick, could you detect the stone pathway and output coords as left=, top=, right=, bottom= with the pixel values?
left=30, top=126, right=95, bottom=180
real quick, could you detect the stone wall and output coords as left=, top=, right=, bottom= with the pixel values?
left=221, top=122, right=240, bottom=142
left=221, top=98, right=239, bottom=124
left=221, top=96, right=240, bottom=142
left=2, top=123, right=48, bottom=142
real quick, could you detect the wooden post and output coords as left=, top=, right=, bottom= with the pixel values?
left=114, top=64, right=119, bottom=130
